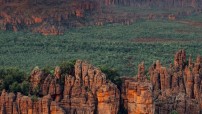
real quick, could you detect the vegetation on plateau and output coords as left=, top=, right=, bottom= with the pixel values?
left=0, top=7, right=202, bottom=77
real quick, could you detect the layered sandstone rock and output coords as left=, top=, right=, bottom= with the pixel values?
left=0, top=60, right=120, bottom=114
left=0, top=0, right=99, bottom=35
left=149, top=49, right=202, bottom=114
left=121, top=62, right=155, bottom=114
left=2, top=50, right=202, bottom=114
left=0, top=0, right=201, bottom=35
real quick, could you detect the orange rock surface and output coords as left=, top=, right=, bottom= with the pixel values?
left=0, top=0, right=99, bottom=35
left=1, top=50, right=202, bottom=114
left=121, top=62, right=154, bottom=114
left=0, top=0, right=201, bottom=35
left=0, top=60, right=120, bottom=114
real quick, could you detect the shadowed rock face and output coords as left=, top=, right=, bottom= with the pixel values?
left=0, top=0, right=202, bottom=35
left=149, top=49, right=202, bottom=114
left=1, top=50, right=202, bottom=114
left=121, top=77, right=155, bottom=114
left=0, top=60, right=120, bottom=114
left=0, top=0, right=99, bottom=35
left=120, top=49, right=202, bottom=114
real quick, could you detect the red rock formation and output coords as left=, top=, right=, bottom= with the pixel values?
left=30, top=67, right=46, bottom=93
left=121, top=62, right=154, bottom=114
left=0, top=0, right=99, bottom=35
left=97, top=83, right=120, bottom=114
left=2, top=50, right=202, bottom=114
left=0, top=60, right=119, bottom=114
left=174, top=49, right=186, bottom=68
left=0, top=0, right=201, bottom=35
left=137, top=61, right=145, bottom=80
left=150, top=50, right=202, bottom=114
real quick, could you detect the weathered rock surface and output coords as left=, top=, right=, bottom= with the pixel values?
left=121, top=62, right=155, bottom=114
left=0, top=60, right=120, bottom=114
left=122, top=78, right=155, bottom=114
left=0, top=0, right=201, bottom=35
left=122, top=49, right=202, bottom=114
left=1, top=50, right=202, bottom=114
left=0, top=0, right=99, bottom=35
left=149, top=49, right=202, bottom=114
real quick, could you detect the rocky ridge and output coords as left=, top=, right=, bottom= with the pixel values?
left=150, top=50, right=202, bottom=114
left=0, top=50, right=202, bottom=114
left=0, top=0, right=99, bottom=35
left=0, top=60, right=120, bottom=114
left=0, top=0, right=202, bottom=35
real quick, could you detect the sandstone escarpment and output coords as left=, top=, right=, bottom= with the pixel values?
left=150, top=49, right=202, bottom=114
left=0, top=0, right=99, bottom=35
left=120, top=49, right=202, bottom=114
left=121, top=62, right=155, bottom=114
left=1, top=50, right=202, bottom=114
left=0, top=60, right=120, bottom=114
left=0, top=0, right=202, bottom=35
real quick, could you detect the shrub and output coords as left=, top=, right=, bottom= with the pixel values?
left=100, top=66, right=122, bottom=89
left=100, top=66, right=120, bottom=81
left=59, top=60, right=76, bottom=86
left=0, top=68, right=27, bottom=92
left=170, top=110, right=178, bottom=114
left=21, top=81, right=30, bottom=95
left=59, top=60, right=76, bottom=75
left=42, top=66, right=54, bottom=76
left=31, top=95, right=38, bottom=102
left=32, top=85, right=40, bottom=96
left=9, top=82, right=21, bottom=93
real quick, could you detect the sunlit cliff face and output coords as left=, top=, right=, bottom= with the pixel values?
left=0, top=50, right=202, bottom=114
left=0, top=0, right=202, bottom=35
left=0, top=0, right=99, bottom=35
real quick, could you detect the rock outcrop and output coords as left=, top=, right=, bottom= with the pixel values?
left=0, top=0, right=99, bottom=35
left=0, top=60, right=120, bottom=114
left=0, top=0, right=201, bottom=35
left=121, top=62, right=155, bottom=114
left=1, top=50, right=202, bottom=114
left=119, top=49, right=202, bottom=114
left=149, top=49, right=202, bottom=114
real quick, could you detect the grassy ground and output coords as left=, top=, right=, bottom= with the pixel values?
left=1, top=13, right=202, bottom=76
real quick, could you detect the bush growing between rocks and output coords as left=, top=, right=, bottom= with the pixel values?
left=170, top=110, right=178, bottom=114
left=100, top=66, right=122, bottom=88
left=59, top=60, right=76, bottom=85
left=0, top=68, right=30, bottom=95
